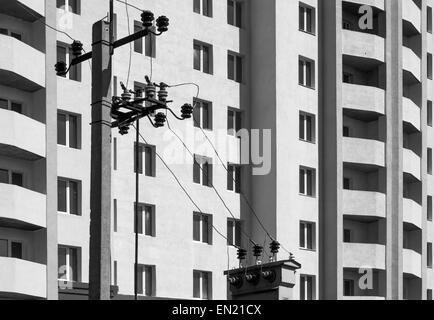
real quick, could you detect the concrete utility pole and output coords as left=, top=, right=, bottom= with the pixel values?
left=89, top=19, right=112, bottom=301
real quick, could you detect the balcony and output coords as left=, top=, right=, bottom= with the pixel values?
left=342, top=30, right=385, bottom=63
left=403, top=198, right=422, bottom=230
left=402, top=0, right=421, bottom=34
left=0, top=34, right=45, bottom=91
left=403, top=46, right=421, bottom=83
left=403, top=249, right=422, bottom=278
left=403, top=97, right=421, bottom=132
left=403, top=148, right=421, bottom=181
left=343, top=190, right=386, bottom=219
left=342, top=83, right=385, bottom=115
left=343, top=138, right=385, bottom=168
left=343, top=243, right=386, bottom=270
left=0, top=109, right=45, bottom=160
left=0, top=0, right=44, bottom=21
left=0, top=257, right=46, bottom=299
left=0, top=184, right=46, bottom=230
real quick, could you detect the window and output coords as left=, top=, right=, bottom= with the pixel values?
left=228, top=52, right=243, bottom=83
left=193, top=155, right=213, bottom=187
left=429, top=53, right=433, bottom=80
left=299, top=57, right=315, bottom=88
left=134, top=143, right=156, bottom=177
left=299, top=167, right=316, bottom=196
left=429, top=148, right=433, bottom=175
left=227, top=108, right=242, bottom=136
left=57, top=43, right=81, bottom=81
left=0, top=169, right=23, bottom=187
left=343, top=177, right=352, bottom=190
left=428, top=243, right=433, bottom=268
left=342, top=20, right=353, bottom=30
left=194, top=0, right=212, bottom=17
left=227, top=164, right=241, bottom=193
left=136, top=265, right=155, bottom=296
left=300, top=275, right=315, bottom=300
left=0, top=98, right=23, bottom=114
left=113, top=137, right=118, bottom=171
left=300, top=221, right=315, bottom=250
left=299, top=112, right=315, bottom=142
left=193, top=99, right=212, bottom=130
left=343, top=126, right=350, bottom=137
left=428, top=101, right=433, bottom=127
left=57, top=0, right=80, bottom=15
left=193, top=212, right=212, bottom=244
left=429, top=6, right=433, bottom=34
left=0, top=240, right=23, bottom=259
left=58, top=178, right=81, bottom=215
left=428, top=289, right=433, bottom=300
left=227, top=219, right=242, bottom=247
left=193, top=41, right=213, bottom=74
left=343, top=229, right=351, bottom=243
left=193, top=270, right=212, bottom=299
left=58, top=246, right=80, bottom=282
left=343, top=72, right=354, bottom=84
left=0, top=28, right=23, bottom=41
left=113, top=199, right=118, bottom=232
left=299, top=3, right=315, bottom=34
left=134, top=21, right=143, bottom=54
left=428, top=196, right=433, bottom=221
left=344, top=279, right=355, bottom=296
left=58, top=111, right=80, bottom=149
left=228, top=0, right=242, bottom=27
left=135, top=203, right=156, bottom=237
left=113, top=261, right=118, bottom=286
left=145, top=28, right=156, bottom=58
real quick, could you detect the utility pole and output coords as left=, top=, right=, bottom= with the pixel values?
left=88, top=19, right=113, bottom=300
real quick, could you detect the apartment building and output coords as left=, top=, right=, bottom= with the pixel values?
left=0, top=0, right=433, bottom=301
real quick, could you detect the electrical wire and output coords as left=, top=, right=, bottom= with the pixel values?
left=166, top=82, right=293, bottom=257
left=132, top=124, right=235, bottom=249
left=115, top=0, right=142, bottom=12
left=124, top=0, right=133, bottom=88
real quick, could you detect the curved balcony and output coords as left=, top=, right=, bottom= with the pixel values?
left=403, top=249, right=422, bottom=278
left=343, top=138, right=385, bottom=168
left=0, top=184, right=46, bottom=230
left=342, top=84, right=385, bottom=115
left=343, top=0, right=384, bottom=11
left=403, top=97, right=421, bottom=132
left=402, top=0, right=421, bottom=34
left=403, top=148, right=421, bottom=181
left=343, top=190, right=386, bottom=219
left=403, top=46, right=421, bottom=83
left=343, top=243, right=386, bottom=270
left=403, top=198, right=422, bottom=230
left=342, top=30, right=385, bottom=63
left=0, top=0, right=44, bottom=21
left=0, top=257, right=46, bottom=299
left=0, top=34, right=45, bottom=92
left=0, top=109, right=45, bottom=160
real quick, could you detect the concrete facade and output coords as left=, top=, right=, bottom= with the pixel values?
left=0, top=0, right=433, bottom=300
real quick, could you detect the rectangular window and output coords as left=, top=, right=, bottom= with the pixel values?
left=299, top=3, right=315, bottom=34
left=343, top=229, right=352, bottom=243
left=193, top=270, right=211, bottom=299
left=193, top=212, right=212, bottom=244
left=429, top=148, right=433, bottom=175
left=228, top=0, right=242, bottom=27
left=0, top=98, right=23, bottom=114
left=228, top=52, right=243, bottom=83
left=344, top=279, right=355, bottom=296
left=299, top=56, right=315, bottom=88
left=227, top=108, right=242, bottom=136
left=428, top=101, right=433, bottom=127
left=300, top=221, right=315, bottom=250
left=0, top=240, right=23, bottom=259
left=300, top=275, right=315, bottom=300
left=113, top=199, right=118, bottom=232
left=57, top=0, right=80, bottom=14
left=428, top=196, right=433, bottom=222
left=193, top=99, right=213, bottom=130
left=58, top=178, right=81, bottom=215
left=58, top=246, right=79, bottom=282
left=299, top=112, right=315, bottom=142
left=134, top=21, right=143, bottom=54
left=113, top=261, right=118, bottom=286
left=137, top=265, right=155, bottom=296
left=428, top=243, right=433, bottom=268
left=299, top=167, right=316, bottom=196
left=135, top=203, right=156, bottom=237
left=58, top=111, right=80, bottom=149
left=0, top=239, right=7, bottom=257
left=227, top=219, right=242, bottom=247
left=428, top=289, right=433, bottom=300
left=429, top=6, right=433, bottom=34
left=194, top=0, right=212, bottom=17
left=193, top=41, right=212, bottom=74
left=145, top=29, right=156, bottom=58
left=429, top=53, right=433, bottom=80
left=57, top=43, right=81, bottom=81
left=193, top=155, right=213, bottom=187
left=134, top=143, right=156, bottom=177
left=0, top=169, right=23, bottom=187
left=113, top=137, right=117, bottom=171
left=227, top=164, right=241, bottom=193
left=343, top=177, right=352, bottom=190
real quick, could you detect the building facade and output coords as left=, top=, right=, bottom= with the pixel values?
left=0, top=0, right=433, bottom=300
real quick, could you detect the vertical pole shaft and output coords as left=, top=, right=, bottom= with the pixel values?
left=89, top=20, right=112, bottom=300
left=109, top=0, right=114, bottom=55
left=135, top=119, right=140, bottom=300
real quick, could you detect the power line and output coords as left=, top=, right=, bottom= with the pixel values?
left=167, top=82, right=293, bottom=256
left=115, top=0, right=142, bottom=12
